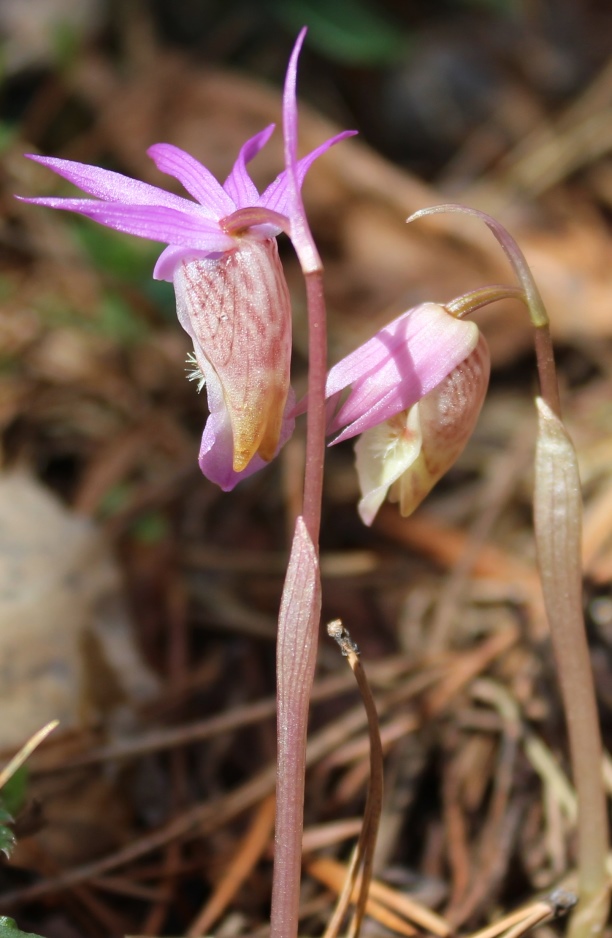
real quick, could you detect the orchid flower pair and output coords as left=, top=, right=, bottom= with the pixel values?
left=29, top=30, right=611, bottom=938
left=18, top=33, right=489, bottom=525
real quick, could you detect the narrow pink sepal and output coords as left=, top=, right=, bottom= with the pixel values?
left=146, top=143, right=235, bottom=216
left=223, top=125, right=276, bottom=206
left=283, top=31, right=304, bottom=182
left=23, top=153, right=197, bottom=212
left=260, top=130, right=356, bottom=216
left=20, top=33, right=354, bottom=284
left=326, top=303, right=479, bottom=443
left=281, top=27, right=321, bottom=274
left=18, top=197, right=235, bottom=251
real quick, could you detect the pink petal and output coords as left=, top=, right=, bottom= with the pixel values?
left=18, top=197, right=236, bottom=251
left=326, top=303, right=480, bottom=443
left=153, top=245, right=217, bottom=282
left=260, top=130, right=357, bottom=215
left=354, top=333, right=490, bottom=525
left=24, top=153, right=196, bottom=212
left=147, top=143, right=235, bottom=217
left=223, top=125, right=276, bottom=207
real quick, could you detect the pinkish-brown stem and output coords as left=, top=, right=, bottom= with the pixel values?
left=270, top=518, right=321, bottom=938
left=270, top=270, right=327, bottom=938
left=301, top=270, right=327, bottom=546
left=533, top=323, right=561, bottom=418
left=271, top=46, right=328, bottom=925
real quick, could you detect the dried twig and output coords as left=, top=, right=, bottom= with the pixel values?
left=322, top=620, right=384, bottom=938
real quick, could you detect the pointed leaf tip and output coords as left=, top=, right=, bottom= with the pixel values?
left=534, top=394, right=582, bottom=613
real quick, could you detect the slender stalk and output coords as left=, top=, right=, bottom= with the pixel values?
left=533, top=324, right=561, bottom=418
left=324, top=621, right=384, bottom=938
left=345, top=649, right=383, bottom=938
left=270, top=271, right=327, bottom=937
left=270, top=30, right=329, bottom=938
left=410, top=205, right=610, bottom=937
left=409, top=205, right=561, bottom=417
left=302, top=271, right=327, bottom=545
left=270, top=272, right=327, bottom=937
left=408, top=205, right=548, bottom=328
left=282, top=29, right=327, bottom=546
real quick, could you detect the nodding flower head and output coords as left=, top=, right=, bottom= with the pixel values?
left=325, top=302, right=490, bottom=525
left=17, top=30, right=355, bottom=491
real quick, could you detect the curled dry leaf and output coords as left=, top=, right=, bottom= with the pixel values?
left=0, top=471, right=158, bottom=750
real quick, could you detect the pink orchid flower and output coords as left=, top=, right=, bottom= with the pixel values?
left=18, top=32, right=354, bottom=491
left=325, top=302, right=490, bottom=525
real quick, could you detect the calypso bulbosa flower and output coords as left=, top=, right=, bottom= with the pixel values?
left=17, top=36, right=354, bottom=491
left=324, top=302, right=490, bottom=524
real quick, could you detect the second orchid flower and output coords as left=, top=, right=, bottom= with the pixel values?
left=324, top=302, right=490, bottom=525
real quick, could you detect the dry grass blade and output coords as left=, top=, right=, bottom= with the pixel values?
left=467, top=905, right=547, bottom=938
left=0, top=721, right=59, bottom=790
left=187, top=794, right=276, bottom=937
left=467, top=897, right=563, bottom=938
left=309, top=856, right=451, bottom=938
left=309, top=857, right=417, bottom=937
